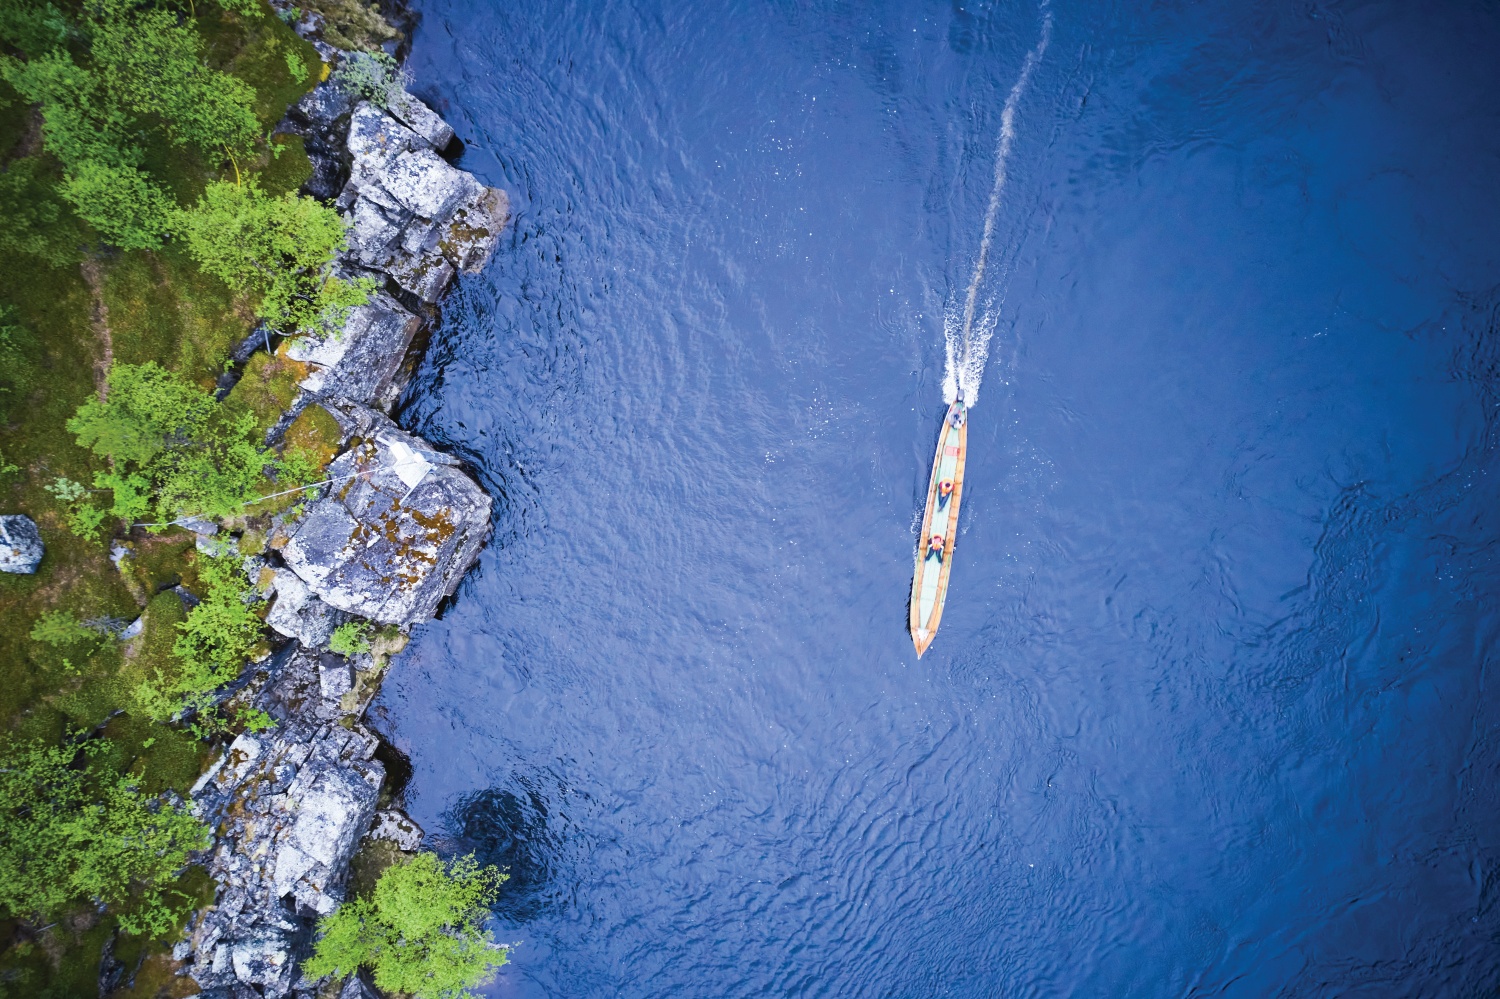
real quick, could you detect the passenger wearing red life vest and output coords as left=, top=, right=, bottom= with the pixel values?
left=927, top=533, right=945, bottom=561
left=937, top=479, right=955, bottom=507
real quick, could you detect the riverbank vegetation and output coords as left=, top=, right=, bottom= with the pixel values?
left=0, top=0, right=330, bottom=992
left=0, top=0, right=500, bottom=993
left=306, top=852, right=510, bottom=999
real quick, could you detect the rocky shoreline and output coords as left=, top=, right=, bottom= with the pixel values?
left=166, top=23, right=506, bottom=999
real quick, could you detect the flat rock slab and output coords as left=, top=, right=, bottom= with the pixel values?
left=0, top=515, right=42, bottom=574
left=280, top=406, right=491, bottom=625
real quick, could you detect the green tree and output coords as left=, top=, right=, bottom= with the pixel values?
left=0, top=738, right=209, bottom=936
left=67, top=361, right=284, bottom=524
left=305, top=852, right=509, bottom=999
left=0, top=0, right=260, bottom=248
left=176, top=180, right=373, bottom=334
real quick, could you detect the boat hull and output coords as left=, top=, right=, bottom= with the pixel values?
left=910, top=401, right=968, bottom=656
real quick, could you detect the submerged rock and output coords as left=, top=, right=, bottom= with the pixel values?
left=0, top=515, right=42, bottom=574
left=184, top=646, right=384, bottom=995
left=279, top=406, right=491, bottom=625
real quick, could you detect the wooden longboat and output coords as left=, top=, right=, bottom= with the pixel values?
left=910, top=399, right=968, bottom=657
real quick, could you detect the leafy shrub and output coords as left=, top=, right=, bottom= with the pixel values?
left=44, top=474, right=108, bottom=539
left=0, top=738, right=209, bottom=936
left=132, top=552, right=265, bottom=721
left=305, top=852, right=509, bottom=999
left=68, top=362, right=286, bottom=525
left=333, top=49, right=407, bottom=108
left=328, top=620, right=371, bottom=656
left=176, top=180, right=373, bottom=335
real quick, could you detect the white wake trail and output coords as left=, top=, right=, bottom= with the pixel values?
left=943, top=8, right=1052, bottom=407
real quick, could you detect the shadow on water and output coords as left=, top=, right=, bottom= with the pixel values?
left=442, top=773, right=580, bottom=923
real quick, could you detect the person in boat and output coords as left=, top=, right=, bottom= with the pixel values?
left=927, top=532, right=945, bottom=560
left=937, top=478, right=955, bottom=507
left=949, top=404, right=966, bottom=428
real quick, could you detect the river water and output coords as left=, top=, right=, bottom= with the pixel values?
left=371, top=1, right=1500, bottom=995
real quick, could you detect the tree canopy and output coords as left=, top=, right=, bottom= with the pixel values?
left=0, top=738, right=209, bottom=936
left=0, top=0, right=260, bottom=248
left=176, top=180, right=372, bottom=334
left=305, top=852, right=509, bottom=999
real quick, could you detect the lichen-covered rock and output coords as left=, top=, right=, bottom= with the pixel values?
left=184, top=646, right=384, bottom=995
left=387, top=91, right=456, bottom=151
left=266, top=569, right=348, bottom=648
left=0, top=515, right=42, bottom=574
left=279, top=406, right=491, bottom=625
left=284, top=291, right=422, bottom=411
left=339, top=102, right=508, bottom=304
left=367, top=808, right=424, bottom=852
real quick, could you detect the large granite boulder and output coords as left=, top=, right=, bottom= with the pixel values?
left=338, top=102, right=509, bottom=305
left=283, top=290, right=422, bottom=411
left=279, top=407, right=491, bottom=625
left=0, top=515, right=42, bottom=573
left=183, top=646, right=384, bottom=996
left=265, top=568, right=349, bottom=649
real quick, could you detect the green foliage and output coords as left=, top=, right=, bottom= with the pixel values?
left=45, top=474, right=107, bottom=538
left=0, top=738, right=209, bottom=936
left=0, top=156, right=82, bottom=266
left=67, top=361, right=281, bottom=524
left=0, top=0, right=261, bottom=248
left=333, top=49, right=405, bottom=107
left=0, top=0, right=71, bottom=57
left=176, top=179, right=372, bottom=335
left=215, top=0, right=265, bottom=17
left=305, top=852, right=509, bottom=999
left=135, top=552, right=264, bottom=720
left=59, top=157, right=174, bottom=249
left=29, top=610, right=97, bottom=648
left=237, top=706, right=274, bottom=732
left=0, top=304, right=36, bottom=419
left=328, top=620, right=371, bottom=656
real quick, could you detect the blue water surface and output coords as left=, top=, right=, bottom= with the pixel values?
left=371, top=1, right=1500, bottom=994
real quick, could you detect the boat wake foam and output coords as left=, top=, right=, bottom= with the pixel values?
left=943, top=5, right=1052, bottom=408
